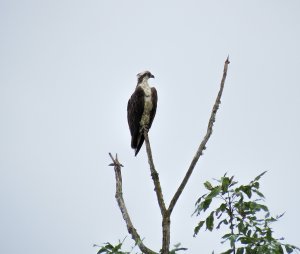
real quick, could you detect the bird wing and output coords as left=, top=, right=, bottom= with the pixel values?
left=127, top=86, right=145, bottom=149
left=149, top=87, right=158, bottom=129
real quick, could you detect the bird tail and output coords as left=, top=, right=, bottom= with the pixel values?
left=134, top=133, right=144, bottom=156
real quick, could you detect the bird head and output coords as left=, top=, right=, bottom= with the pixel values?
left=137, top=70, right=155, bottom=84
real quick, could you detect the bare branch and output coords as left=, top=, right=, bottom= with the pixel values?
left=168, top=57, right=230, bottom=215
left=143, top=130, right=167, bottom=215
left=143, top=131, right=170, bottom=253
left=109, top=153, right=157, bottom=254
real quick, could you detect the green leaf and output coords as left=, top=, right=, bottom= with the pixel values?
left=204, top=181, right=213, bottom=190
left=194, top=220, right=205, bottom=236
left=253, top=189, right=265, bottom=198
left=229, top=181, right=238, bottom=189
left=105, top=243, right=114, bottom=250
left=201, top=198, right=212, bottom=212
left=239, top=237, right=252, bottom=244
left=97, top=243, right=115, bottom=254
left=222, top=233, right=232, bottom=240
left=237, top=221, right=245, bottom=233
left=255, top=245, right=269, bottom=253
left=257, top=204, right=269, bottom=212
left=217, top=219, right=228, bottom=229
left=207, top=186, right=221, bottom=199
left=266, top=228, right=272, bottom=240
left=241, top=186, right=252, bottom=199
left=277, top=244, right=284, bottom=254
left=216, top=203, right=226, bottom=218
left=253, top=171, right=267, bottom=182
left=246, top=230, right=252, bottom=237
left=195, top=194, right=207, bottom=206
left=229, top=235, right=237, bottom=248
left=112, top=243, right=122, bottom=252
left=285, top=245, right=294, bottom=253
left=96, top=242, right=129, bottom=254
left=236, top=248, right=244, bottom=254
left=206, top=211, right=214, bottom=231
left=285, top=244, right=300, bottom=253
left=276, top=213, right=285, bottom=220
left=266, top=216, right=277, bottom=223
left=220, top=249, right=233, bottom=254
left=252, top=181, right=259, bottom=189
left=97, top=249, right=108, bottom=254
left=253, top=232, right=258, bottom=239
left=264, top=211, right=270, bottom=218
left=221, top=176, right=231, bottom=192
left=220, top=203, right=226, bottom=212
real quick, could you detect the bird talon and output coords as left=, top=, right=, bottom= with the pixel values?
left=143, top=126, right=149, bottom=133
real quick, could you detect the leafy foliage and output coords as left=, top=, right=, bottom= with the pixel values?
left=169, top=243, right=188, bottom=254
left=94, top=238, right=131, bottom=254
left=95, top=240, right=187, bottom=254
left=193, top=172, right=300, bottom=254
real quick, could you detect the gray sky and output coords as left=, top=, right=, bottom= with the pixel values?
left=1, top=0, right=300, bottom=253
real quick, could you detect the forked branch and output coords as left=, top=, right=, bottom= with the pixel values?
left=108, top=153, right=157, bottom=254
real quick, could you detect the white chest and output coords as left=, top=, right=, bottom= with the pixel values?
left=140, top=82, right=151, bottom=97
left=139, top=82, right=153, bottom=127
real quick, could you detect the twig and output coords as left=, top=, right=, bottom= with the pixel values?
left=168, top=57, right=230, bottom=215
left=109, top=153, right=157, bottom=254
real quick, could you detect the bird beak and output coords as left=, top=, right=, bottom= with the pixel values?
left=150, top=74, right=155, bottom=79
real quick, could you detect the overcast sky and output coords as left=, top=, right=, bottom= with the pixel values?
left=1, top=1, right=300, bottom=253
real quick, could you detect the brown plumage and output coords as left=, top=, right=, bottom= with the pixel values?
left=127, top=71, right=157, bottom=156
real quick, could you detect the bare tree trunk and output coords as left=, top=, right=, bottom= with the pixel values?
left=162, top=211, right=171, bottom=254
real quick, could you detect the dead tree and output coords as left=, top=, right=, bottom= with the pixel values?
left=109, top=57, right=230, bottom=254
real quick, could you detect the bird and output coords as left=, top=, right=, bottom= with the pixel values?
left=127, top=70, right=158, bottom=156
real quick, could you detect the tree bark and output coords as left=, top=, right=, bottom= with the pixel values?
left=109, top=153, right=157, bottom=254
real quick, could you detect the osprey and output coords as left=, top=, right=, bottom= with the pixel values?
left=127, top=71, right=158, bottom=156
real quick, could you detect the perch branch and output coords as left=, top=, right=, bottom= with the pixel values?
left=143, top=131, right=169, bottom=254
left=109, top=153, right=157, bottom=254
left=168, top=57, right=230, bottom=215
left=143, top=130, right=167, bottom=215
